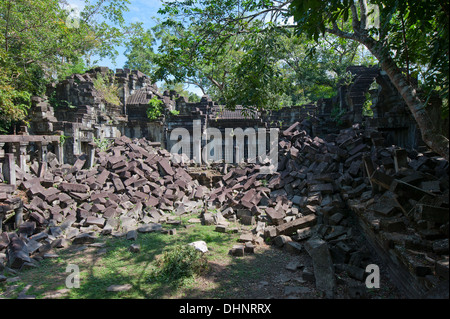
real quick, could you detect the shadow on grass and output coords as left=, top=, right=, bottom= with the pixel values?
left=11, top=221, right=293, bottom=299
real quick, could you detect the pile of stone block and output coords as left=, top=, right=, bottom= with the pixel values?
left=0, top=122, right=448, bottom=298
left=208, top=122, right=448, bottom=297
left=349, top=141, right=449, bottom=297
left=1, top=135, right=209, bottom=271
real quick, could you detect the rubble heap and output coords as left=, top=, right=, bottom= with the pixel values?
left=1, top=136, right=210, bottom=271
left=206, top=122, right=449, bottom=298
left=0, top=123, right=448, bottom=298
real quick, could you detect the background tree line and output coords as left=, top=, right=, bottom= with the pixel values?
left=130, top=0, right=449, bottom=160
left=1, top=0, right=448, bottom=160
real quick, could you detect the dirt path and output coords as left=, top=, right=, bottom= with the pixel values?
left=178, top=242, right=403, bottom=299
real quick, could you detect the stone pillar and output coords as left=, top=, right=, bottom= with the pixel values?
left=3, top=153, right=16, bottom=186
left=19, top=142, right=28, bottom=172
left=11, top=142, right=18, bottom=155
left=37, top=141, right=49, bottom=177
left=54, top=131, right=64, bottom=164
left=0, top=142, right=5, bottom=158
left=53, top=141, right=63, bottom=165
left=234, top=145, right=240, bottom=165
left=14, top=201, right=23, bottom=229
left=88, top=143, right=95, bottom=169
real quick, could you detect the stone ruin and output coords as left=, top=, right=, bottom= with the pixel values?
left=0, top=65, right=448, bottom=299
left=21, top=65, right=423, bottom=167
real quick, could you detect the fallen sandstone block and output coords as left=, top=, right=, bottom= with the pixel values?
left=276, top=214, right=317, bottom=236
left=304, top=236, right=336, bottom=298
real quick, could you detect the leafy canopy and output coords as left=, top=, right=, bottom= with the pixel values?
left=151, top=0, right=371, bottom=111
left=0, top=0, right=133, bottom=132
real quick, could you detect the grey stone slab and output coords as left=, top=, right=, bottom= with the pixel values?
left=106, top=284, right=132, bottom=292
left=137, top=223, right=162, bottom=233
left=304, top=236, right=336, bottom=298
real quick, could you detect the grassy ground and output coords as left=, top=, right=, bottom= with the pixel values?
left=0, top=213, right=284, bottom=299
left=1, top=211, right=403, bottom=299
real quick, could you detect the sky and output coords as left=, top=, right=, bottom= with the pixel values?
left=98, top=0, right=163, bottom=69
left=67, top=0, right=203, bottom=95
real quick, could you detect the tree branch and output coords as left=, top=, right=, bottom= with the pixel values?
left=327, top=19, right=358, bottom=42
left=350, top=1, right=361, bottom=33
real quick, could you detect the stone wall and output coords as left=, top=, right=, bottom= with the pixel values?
left=26, top=65, right=426, bottom=167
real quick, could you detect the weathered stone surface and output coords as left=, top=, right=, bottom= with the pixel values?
left=158, top=158, right=175, bottom=176
left=415, top=204, right=449, bottom=224
left=59, top=183, right=89, bottom=193
left=72, top=233, right=96, bottom=245
left=230, top=244, right=245, bottom=256
left=126, top=229, right=138, bottom=240
left=285, top=241, right=303, bottom=254
left=7, top=234, right=31, bottom=269
left=106, top=284, right=132, bottom=292
left=3, top=103, right=449, bottom=299
left=85, top=216, right=105, bottom=227
left=137, top=223, right=162, bottom=233
left=304, top=236, right=336, bottom=298
left=273, top=235, right=292, bottom=247
left=129, top=244, right=141, bottom=253
left=265, top=207, right=286, bottom=225
left=238, top=232, right=253, bottom=243
left=276, top=215, right=317, bottom=236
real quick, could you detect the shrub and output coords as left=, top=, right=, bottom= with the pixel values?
left=146, top=97, right=164, bottom=120
left=93, top=75, right=121, bottom=106
left=93, top=137, right=112, bottom=152
left=149, top=244, right=208, bottom=283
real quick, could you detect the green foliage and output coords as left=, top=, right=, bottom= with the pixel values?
left=48, top=91, right=76, bottom=109
left=376, top=0, right=449, bottom=117
left=0, top=51, right=31, bottom=133
left=0, top=0, right=133, bottom=129
left=170, top=109, right=180, bottom=116
left=124, top=23, right=157, bottom=75
left=93, top=137, right=112, bottom=152
left=331, top=105, right=345, bottom=126
left=289, top=0, right=449, bottom=118
left=93, top=75, right=121, bottom=106
left=153, top=0, right=375, bottom=112
left=58, top=59, right=88, bottom=81
left=146, top=97, right=164, bottom=120
left=148, top=244, right=208, bottom=283
left=59, top=134, right=70, bottom=146
left=362, top=92, right=374, bottom=117
left=160, top=82, right=201, bottom=103
left=188, top=92, right=201, bottom=102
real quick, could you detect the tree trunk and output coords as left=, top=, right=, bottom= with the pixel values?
left=326, top=16, right=449, bottom=160
left=359, top=38, right=450, bottom=160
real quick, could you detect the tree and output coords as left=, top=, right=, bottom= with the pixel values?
left=0, top=49, right=30, bottom=132
left=154, top=5, right=367, bottom=112
left=124, top=23, right=157, bottom=75
left=156, top=0, right=449, bottom=160
left=0, top=0, right=133, bottom=133
left=288, top=0, right=449, bottom=160
left=278, top=33, right=376, bottom=105
left=152, top=19, right=233, bottom=97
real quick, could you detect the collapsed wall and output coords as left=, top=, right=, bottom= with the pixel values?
left=25, top=65, right=423, bottom=168
left=0, top=121, right=448, bottom=298
left=1, top=65, right=448, bottom=298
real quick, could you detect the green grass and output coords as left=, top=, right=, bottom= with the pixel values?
left=0, top=215, right=255, bottom=299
